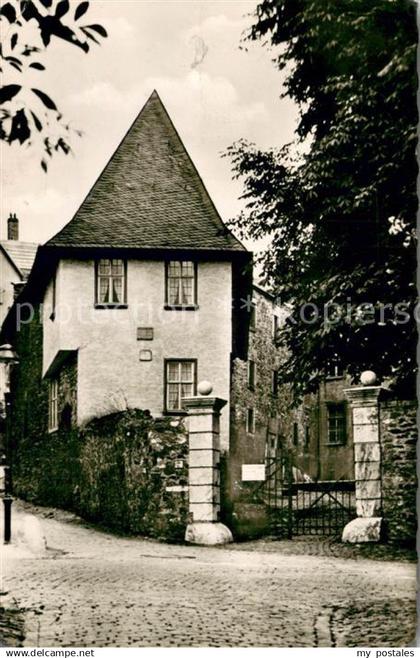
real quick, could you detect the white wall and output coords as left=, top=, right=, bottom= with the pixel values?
left=0, top=251, right=20, bottom=328
left=42, top=258, right=232, bottom=449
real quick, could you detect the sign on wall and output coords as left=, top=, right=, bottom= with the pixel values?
left=241, top=464, right=266, bottom=482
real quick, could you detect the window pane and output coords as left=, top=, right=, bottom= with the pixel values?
left=169, top=279, right=180, bottom=305
left=181, top=279, right=193, bottom=305
left=168, top=261, right=181, bottom=277
left=181, top=261, right=194, bottom=277
left=111, top=259, right=123, bottom=276
left=99, top=259, right=111, bottom=275
left=112, top=278, right=122, bottom=303
left=181, top=362, right=193, bottom=382
left=181, top=383, right=193, bottom=400
left=167, top=384, right=180, bottom=410
left=167, top=362, right=179, bottom=382
left=99, top=278, right=110, bottom=303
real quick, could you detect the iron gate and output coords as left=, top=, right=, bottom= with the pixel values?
left=262, top=452, right=356, bottom=538
left=291, top=480, right=356, bottom=536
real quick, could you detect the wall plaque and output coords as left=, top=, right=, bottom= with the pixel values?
left=139, top=349, right=152, bottom=361
left=241, top=464, right=266, bottom=482
left=137, top=327, right=154, bottom=340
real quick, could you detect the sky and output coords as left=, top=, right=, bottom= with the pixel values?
left=1, top=0, right=298, bottom=252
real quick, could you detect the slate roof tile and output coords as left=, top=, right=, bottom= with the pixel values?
left=0, top=241, right=38, bottom=279
left=47, top=91, right=245, bottom=253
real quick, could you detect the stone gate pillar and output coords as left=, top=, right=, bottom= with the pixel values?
left=183, top=382, right=233, bottom=545
left=342, top=372, right=385, bottom=543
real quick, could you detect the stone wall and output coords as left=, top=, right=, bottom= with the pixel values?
left=12, top=408, right=188, bottom=542
left=77, top=410, right=188, bottom=541
left=380, top=399, right=417, bottom=546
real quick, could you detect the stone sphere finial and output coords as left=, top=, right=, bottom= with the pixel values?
left=198, top=380, right=213, bottom=396
left=360, top=370, right=377, bottom=386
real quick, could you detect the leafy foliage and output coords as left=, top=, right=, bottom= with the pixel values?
left=228, top=0, right=417, bottom=398
left=0, top=0, right=107, bottom=169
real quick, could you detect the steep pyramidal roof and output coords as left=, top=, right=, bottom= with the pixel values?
left=47, top=91, right=245, bottom=252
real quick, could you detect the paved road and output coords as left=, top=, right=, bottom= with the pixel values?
left=2, top=507, right=417, bottom=648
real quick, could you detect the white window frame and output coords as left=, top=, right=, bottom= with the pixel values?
left=95, top=259, right=127, bottom=307
left=165, top=359, right=197, bottom=413
left=49, top=378, right=59, bottom=432
left=326, top=402, right=347, bottom=445
left=165, top=261, right=197, bottom=307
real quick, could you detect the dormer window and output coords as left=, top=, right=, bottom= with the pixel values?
left=165, top=261, right=197, bottom=308
left=95, top=259, right=127, bottom=307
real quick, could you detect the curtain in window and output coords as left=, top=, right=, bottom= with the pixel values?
left=97, top=259, right=125, bottom=304
left=166, top=361, right=195, bottom=411
left=167, top=261, right=194, bottom=305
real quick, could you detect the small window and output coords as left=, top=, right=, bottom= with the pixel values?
left=95, top=259, right=126, bottom=306
left=327, top=402, right=347, bottom=445
left=50, top=274, right=56, bottom=320
left=304, top=426, right=310, bottom=449
left=268, top=432, right=277, bottom=450
left=49, top=378, right=58, bottom=432
left=166, top=261, right=196, bottom=307
left=272, top=370, right=278, bottom=397
left=273, top=314, right=279, bottom=341
left=249, top=302, right=256, bottom=331
left=293, top=422, right=298, bottom=446
left=165, top=360, right=196, bottom=412
left=248, top=360, right=256, bottom=390
left=246, top=408, right=255, bottom=434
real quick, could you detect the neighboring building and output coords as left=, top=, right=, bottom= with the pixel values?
left=0, top=214, right=38, bottom=327
left=0, top=214, right=37, bottom=429
left=229, top=286, right=287, bottom=491
left=293, top=373, right=354, bottom=482
left=230, top=285, right=354, bottom=494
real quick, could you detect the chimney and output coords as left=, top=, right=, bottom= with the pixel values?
left=7, top=213, right=18, bottom=241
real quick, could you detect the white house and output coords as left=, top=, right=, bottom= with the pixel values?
left=2, top=91, right=252, bottom=451
left=0, top=215, right=37, bottom=416
left=0, top=214, right=37, bottom=328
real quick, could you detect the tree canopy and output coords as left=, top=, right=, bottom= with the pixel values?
left=1, top=0, right=107, bottom=170
left=228, top=0, right=417, bottom=398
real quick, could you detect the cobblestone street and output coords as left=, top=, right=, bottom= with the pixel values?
left=1, top=504, right=417, bottom=648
